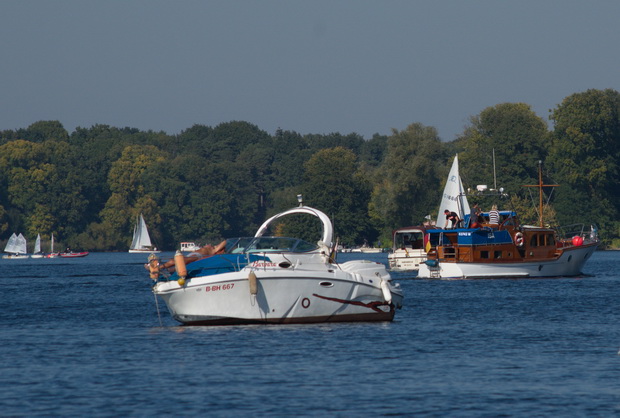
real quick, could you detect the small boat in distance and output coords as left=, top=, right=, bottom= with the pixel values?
left=3, top=233, right=29, bottom=259
left=60, top=251, right=89, bottom=258
left=148, top=199, right=403, bottom=326
left=46, top=234, right=59, bottom=258
left=129, top=214, right=161, bottom=253
left=31, top=234, right=44, bottom=258
left=180, top=242, right=201, bottom=253
left=388, top=225, right=430, bottom=272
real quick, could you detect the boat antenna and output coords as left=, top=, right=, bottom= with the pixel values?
left=522, top=161, right=559, bottom=227
left=493, top=148, right=497, bottom=190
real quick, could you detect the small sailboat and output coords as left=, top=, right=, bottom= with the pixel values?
left=3, top=233, right=29, bottom=259
left=46, top=233, right=59, bottom=258
left=30, top=234, right=44, bottom=258
left=129, top=214, right=160, bottom=253
left=436, top=154, right=470, bottom=228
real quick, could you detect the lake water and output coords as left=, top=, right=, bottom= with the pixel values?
left=1, top=251, right=619, bottom=416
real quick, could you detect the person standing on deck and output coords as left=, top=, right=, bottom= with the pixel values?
left=444, top=210, right=460, bottom=229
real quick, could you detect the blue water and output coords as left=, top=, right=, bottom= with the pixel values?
left=1, top=251, right=619, bottom=416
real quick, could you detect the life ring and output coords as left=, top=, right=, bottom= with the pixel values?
left=514, top=232, right=524, bottom=247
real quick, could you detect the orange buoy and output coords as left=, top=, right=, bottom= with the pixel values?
left=174, top=250, right=187, bottom=285
left=572, top=236, right=584, bottom=246
left=248, top=271, right=258, bottom=295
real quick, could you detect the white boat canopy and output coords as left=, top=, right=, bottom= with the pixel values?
left=254, top=205, right=334, bottom=247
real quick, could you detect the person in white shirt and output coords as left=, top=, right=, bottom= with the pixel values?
left=489, top=204, right=500, bottom=226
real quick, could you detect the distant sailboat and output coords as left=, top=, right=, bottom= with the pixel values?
left=436, top=155, right=471, bottom=229
left=129, top=214, right=160, bottom=253
left=46, top=233, right=59, bottom=258
left=31, top=234, right=44, bottom=258
left=3, top=232, right=29, bottom=259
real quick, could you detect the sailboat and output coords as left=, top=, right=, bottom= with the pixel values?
left=387, top=155, right=469, bottom=272
left=45, top=233, right=59, bottom=258
left=3, top=233, right=29, bottom=259
left=129, top=214, right=160, bottom=253
left=436, top=154, right=471, bottom=228
left=30, top=234, right=44, bottom=258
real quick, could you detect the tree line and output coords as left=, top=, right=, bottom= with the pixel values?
left=1, top=88, right=619, bottom=251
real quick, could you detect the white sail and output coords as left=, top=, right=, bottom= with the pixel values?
left=16, top=233, right=28, bottom=254
left=51, top=233, right=55, bottom=253
left=4, top=233, right=18, bottom=253
left=34, top=234, right=41, bottom=254
left=129, top=214, right=158, bottom=252
left=436, top=155, right=470, bottom=227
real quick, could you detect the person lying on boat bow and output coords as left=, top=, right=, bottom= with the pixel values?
left=159, top=240, right=227, bottom=272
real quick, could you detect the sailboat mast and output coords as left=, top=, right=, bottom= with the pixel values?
left=523, top=161, right=559, bottom=227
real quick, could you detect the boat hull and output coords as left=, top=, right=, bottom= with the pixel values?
left=418, top=243, right=598, bottom=279
left=388, top=250, right=426, bottom=272
left=154, top=266, right=403, bottom=325
left=60, top=252, right=90, bottom=258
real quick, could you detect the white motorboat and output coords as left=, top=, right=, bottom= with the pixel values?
left=388, top=226, right=429, bottom=272
left=149, top=203, right=403, bottom=325
left=129, top=214, right=161, bottom=253
left=180, top=242, right=201, bottom=253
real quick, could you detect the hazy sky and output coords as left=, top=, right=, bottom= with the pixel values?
left=2, top=1, right=619, bottom=141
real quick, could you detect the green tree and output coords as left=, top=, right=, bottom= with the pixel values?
left=548, top=89, right=620, bottom=244
left=455, top=103, right=550, bottom=195
left=370, top=123, right=446, bottom=240
left=294, top=147, right=372, bottom=246
left=100, top=145, right=167, bottom=249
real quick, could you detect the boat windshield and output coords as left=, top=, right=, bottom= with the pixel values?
left=244, top=236, right=318, bottom=253
left=393, top=230, right=425, bottom=249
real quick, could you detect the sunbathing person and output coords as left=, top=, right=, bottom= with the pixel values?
left=159, top=240, right=227, bottom=271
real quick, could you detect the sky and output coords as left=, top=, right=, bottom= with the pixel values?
left=2, top=1, right=620, bottom=141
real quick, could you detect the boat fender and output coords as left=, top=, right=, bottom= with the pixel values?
left=424, top=259, right=439, bottom=267
left=248, top=271, right=258, bottom=295
left=380, top=278, right=392, bottom=304
left=572, top=236, right=584, bottom=246
left=514, top=232, right=524, bottom=247
left=174, top=250, right=187, bottom=286
left=147, top=254, right=161, bottom=281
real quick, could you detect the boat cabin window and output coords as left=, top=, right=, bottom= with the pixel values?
left=528, top=233, right=555, bottom=248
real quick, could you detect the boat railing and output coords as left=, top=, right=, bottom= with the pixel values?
left=556, top=223, right=597, bottom=241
